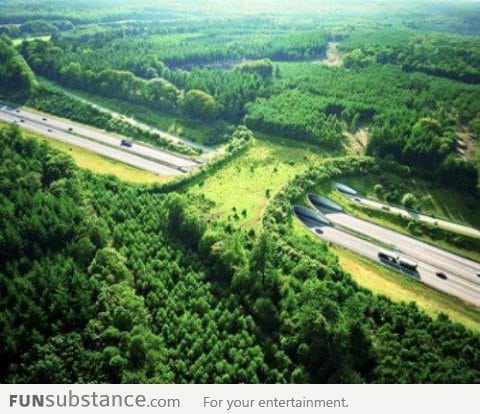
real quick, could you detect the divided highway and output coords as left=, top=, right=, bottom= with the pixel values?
left=0, top=104, right=199, bottom=176
left=350, top=194, right=480, bottom=238
left=296, top=196, right=480, bottom=307
left=322, top=210, right=480, bottom=285
left=41, top=79, right=213, bottom=153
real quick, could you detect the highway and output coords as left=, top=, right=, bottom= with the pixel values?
left=40, top=79, right=214, bottom=154
left=296, top=201, right=480, bottom=307
left=321, top=210, right=480, bottom=285
left=0, top=108, right=181, bottom=176
left=349, top=194, right=480, bottom=239
left=0, top=104, right=198, bottom=175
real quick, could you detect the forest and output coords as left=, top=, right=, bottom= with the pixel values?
left=0, top=0, right=479, bottom=385
left=10, top=16, right=480, bottom=188
left=1, top=125, right=479, bottom=383
left=341, top=29, right=480, bottom=83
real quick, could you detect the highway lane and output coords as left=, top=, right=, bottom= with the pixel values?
left=318, top=209, right=480, bottom=285
left=40, top=79, right=214, bottom=154
left=299, top=217, right=480, bottom=307
left=0, top=109, right=180, bottom=176
left=0, top=104, right=198, bottom=170
left=349, top=194, right=480, bottom=239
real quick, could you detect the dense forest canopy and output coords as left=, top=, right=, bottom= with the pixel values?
left=1, top=126, right=479, bottom=383
left=0, top=0, right=479, bottom=385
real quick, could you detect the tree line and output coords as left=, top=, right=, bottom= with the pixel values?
left=246, top=62, right=480, bottom=190
left=341, top=29, right=480, bottom=84
left=0, top=34, right=36, bottom=98
left=1, top=125, right=479, bottom=384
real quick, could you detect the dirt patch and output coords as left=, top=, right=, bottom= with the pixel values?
left=456, top=128, right=478, bottom=160
left=313, top=42, right=343, bottom=67
left=344, top=127, right=369, bottom=155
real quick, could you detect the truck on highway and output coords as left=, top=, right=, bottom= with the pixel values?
left=378, top=249, right=418, bottom=271
left=398, top=257, right=418, bottom=271
left=378, top=249, right=398, bottom=265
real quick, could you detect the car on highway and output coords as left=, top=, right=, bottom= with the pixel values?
left=120, top=139, right=133, bottom=147
left=353, top=197, right=361, bottom=202
left=15, top=109, right=20, bottom=113
left=20, top=119, right=25, bottom=123
left=68, top=127, right=73, bottom=132
left=314, top=227, right=323, bottom=234
left=42, top=117, right=48, bottom=121
left=47, top=129, right=52, bottom=132
left=436, top=271, right=448, bottom=280
left=381, top=205, right=391, bottom=211
left=476, top=272, right=480, bottom=278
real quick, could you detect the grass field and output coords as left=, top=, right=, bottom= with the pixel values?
left=188, top=134, right=327, bottom=229
left=20, top=126, right=166, bottom=184
left=293, top=220, right=480, bottom=332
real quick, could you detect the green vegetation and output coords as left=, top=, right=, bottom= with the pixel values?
left=188, top=134, right=326, bottom=229
left=2, top=126, right=480, bottom=384
left=22, top=124, right=165, bottom=184
left=292, top=220, right=480, bottom=333
left=247, top=62, right=480, bottom=189
left=342, top=29, right=480, bottom=83
left=1, top=0, right=480, bottom=385
left=327, top=173, right=480, bottom=229
left=44, top=83, right=227, bottom=146
left=12, top=35, right=51, bottom=46
left=0, top=34, right=36, bottom=99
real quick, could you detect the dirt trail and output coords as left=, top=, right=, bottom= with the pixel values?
left=314, top=41, right=343, bottom=66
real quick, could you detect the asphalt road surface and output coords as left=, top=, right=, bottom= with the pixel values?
left=0, top=104, right=198, bottom=172
left=297, top=200, right=480, bottom=307
left=42, top=80, right=213, bottom=154
left=349, top=194, right=480, bottom=239
left=322, top=210, right=480, bottom=286
left=299, top=216, right=480, bottom=307
left=0, top=105, right=182, bottom=176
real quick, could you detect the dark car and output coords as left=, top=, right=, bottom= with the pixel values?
left=436, top=271, right=448, bottom=280
left=68, top=127, right=73, bottom=132
left=476, top=272, right=480, bottom=278
left=120, top=139, right=133, bottom=147
left=47, top=129, right=52, bottom=132
left=42, top=117, right=47, bottom=121
left=20, top=119, right=25, bottom=123
left=381, top=205, right=391, bottom=211
left=314, top=228, right=323, bottom=235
